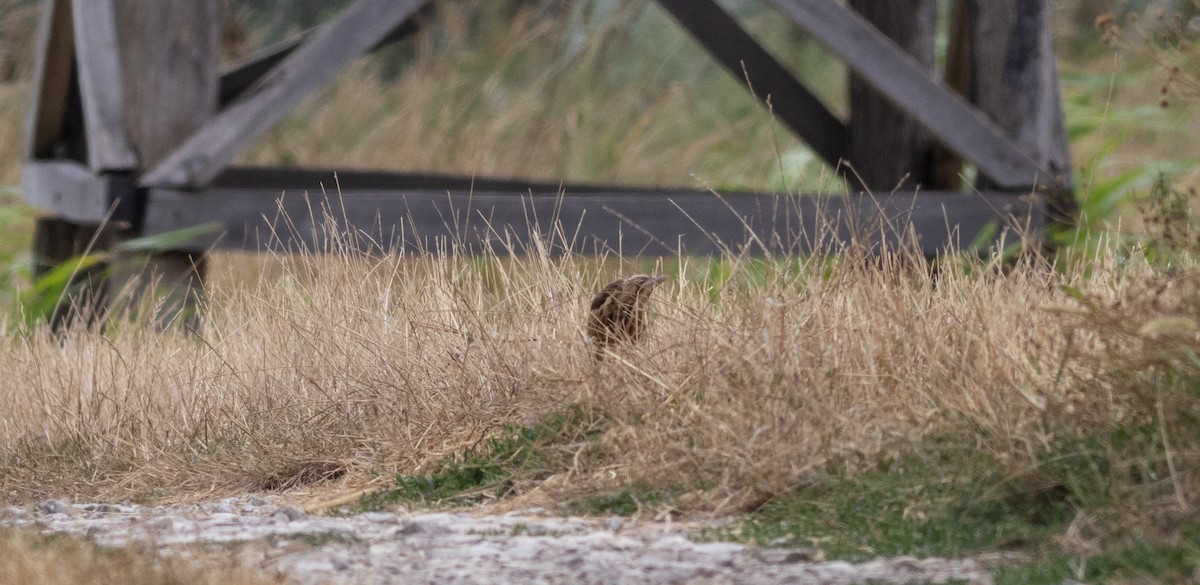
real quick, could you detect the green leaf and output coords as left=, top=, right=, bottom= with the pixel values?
left=21, top=253, right=106, bottom=326
left=968, top=220, right=999, bottom=253
left=28, top=254, right=104, bottom=298
left=1057, top=284, right=1086, bottom=302
left=116, top=223, right=224, bottom=253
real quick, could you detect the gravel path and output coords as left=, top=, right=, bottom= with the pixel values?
left=2, top=496, right=1001, bottom=584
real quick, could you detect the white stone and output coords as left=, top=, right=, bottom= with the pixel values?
left=0, top=499, right=997, bottom=585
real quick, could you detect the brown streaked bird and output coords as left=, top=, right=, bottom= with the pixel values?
left=587, top=274, right=668, bottom=359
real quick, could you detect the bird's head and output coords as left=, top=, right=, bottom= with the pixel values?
left=630, top=274, right=668, bottom=298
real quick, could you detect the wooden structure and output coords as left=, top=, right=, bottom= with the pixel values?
left=22, top=0, right=1072, bottom=324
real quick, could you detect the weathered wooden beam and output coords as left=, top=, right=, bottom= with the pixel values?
left=22, top=160, right=122, bottom=223
left=765, top=0, right=1048, bottom=191
left=218, top=30, right=309, bottom=108
left=24, top=0, right=75, bottom=160
left=107, top=0, right=221, bottom=330
left=141, top=0, right=433, bottom=190
left=71, top=0, right=138, bottom=172
left=142, top=167, right=1042, bottom=257
left=218, top=11, right=429, bottom=107
left=654, top=0, right=847, bottom=167
left=115, top=1, right=220, bottom=170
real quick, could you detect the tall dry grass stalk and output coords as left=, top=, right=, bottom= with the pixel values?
left=0, top=198, right=1149, bottom=516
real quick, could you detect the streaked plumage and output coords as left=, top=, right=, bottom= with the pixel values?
left=587, top=274, right=667, bottom=359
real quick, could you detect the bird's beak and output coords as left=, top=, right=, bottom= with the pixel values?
left=651, top=275, right=668, bottom=285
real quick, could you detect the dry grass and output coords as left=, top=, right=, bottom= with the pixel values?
left=0, top=203, right=1160, bottom=516
left=3, top=229, right=1198, bottom=578
left=0, top=529, right=274, bottom=585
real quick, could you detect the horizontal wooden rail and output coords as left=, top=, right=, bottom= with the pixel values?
left=137, top=167, right=1043, bottom=257
left=22, top=161, right=118, bottom=222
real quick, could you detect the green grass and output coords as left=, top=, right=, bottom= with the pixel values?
left=693, top=427, right=1200, bottom=583
left=354, top=417, right=1200, bottom=583
left=566, top=485, right=668, bottom=516
left=994, top=539, right=1200, bottom=585
left=357, top=408, right=604, bottom=511
left=0, top=192, right=36, bottom=315
left=709, top=439, right=1072, bottom=560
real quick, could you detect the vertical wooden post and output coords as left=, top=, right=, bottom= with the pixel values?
left=967, top=0, right=1074, bottom=218
left=32, top=217, right=112, bottom=329
left=27, top=0, right=109, bottom=330
left=845, top=0, right=939, bottom=191
left=110, top=0, right=220, bottom=328
left=930, top=0, right=972, bottom=191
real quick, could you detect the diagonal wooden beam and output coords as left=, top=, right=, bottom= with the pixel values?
left=140, top=0, right=433, bottom=190
left=765, top=0, right=1048, bottom=190
left=24, top=0, right=74, bottom=160
left=217, top=31, right=310, bottom=108
left=71, top=0, right=137, bottom=171
left=654, top=0, right=847, bottom=167
left=218, top=9, right=429, bottom=108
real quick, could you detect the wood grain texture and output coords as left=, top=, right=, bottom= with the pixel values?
left=114, top=0, right=220, bottom=169
left=71, top=0, right=138, bottom=171
left=110, top=0, right=221, bottom=330
left=655, top=0, right=847, bottom=167
left=766, top=0, right=1047, bottom=190
left=846, top=0, right=937, bottom=191
left=217, top=30, right=310, bottom=108
left=21, top=160, right=112, bottom=222
left=968, top=0, right=1074, bottom=216
left=140, top=0, right=432, bottom=189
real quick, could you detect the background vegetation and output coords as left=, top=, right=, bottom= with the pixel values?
left=0, top=0, right=1199, bottom=583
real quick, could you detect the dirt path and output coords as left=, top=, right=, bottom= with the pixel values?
left=2, top=496, right=1001, bottom=584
